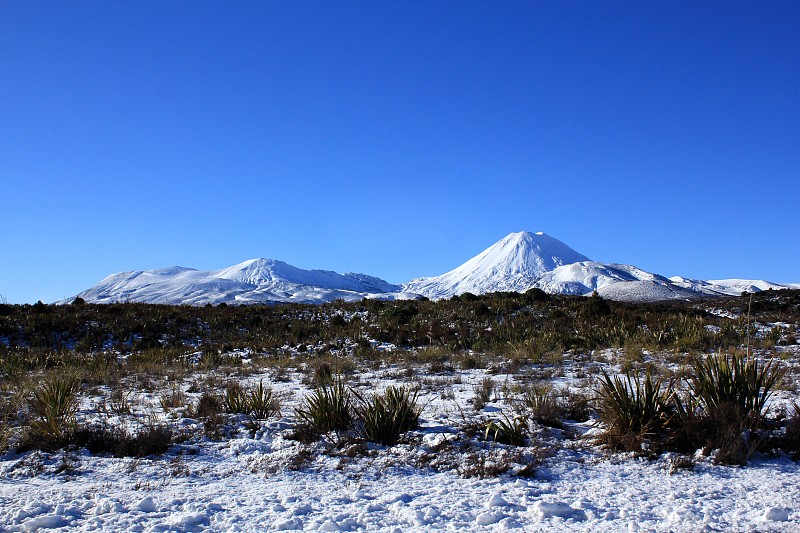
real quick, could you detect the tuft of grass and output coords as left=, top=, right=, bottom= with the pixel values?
left=472, top=377, right=494, bottom=411
left=354, top=386, right=421, bottom=446
left=224, top=382, right=248, bottom=414
left=522, top=384, right=564, bottom=428
left=247, top=381, right=280, bottom=419
left=295, top=377, right=353, bottom=434
left=690, top=351, right=783, bottom=421
left=596, top=368, right=675, bottom=448
left=25, top=374, right=80, bottom=450
left=485, top=413, right=528, bottom=446
left=159, top=382, right=187, bottom=413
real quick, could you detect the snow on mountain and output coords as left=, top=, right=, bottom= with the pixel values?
left=533, top=262, right=703, bottom=302
left=403, top=231, right=590, bottom=299
left=72, top=259, right=409, bottom=305
left=669, top=276, right=799, bottom=296
left=402, top=232, right=705, bottom=302
left=68, top=231, right=798, bottom=306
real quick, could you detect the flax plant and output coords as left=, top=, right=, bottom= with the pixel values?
left=353, top=386, right=421, bottom=445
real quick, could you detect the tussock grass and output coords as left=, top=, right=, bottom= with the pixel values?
left=295, top=377, right=353, bottom=434
left=485, top=413, right=528, bottom=446
left=354, top=386, right=421, bottom=445
left=596, top=368, right=675, bottom=449
left=522, top=384, right=565, bottom=429
left=24, top=374, right=80, bottom=450
left=224, top=382, right=248, bottom=414
left=247, top=381, right=280, bottom=419
left=690, top=351, right=782, bottom=420
left=473, top=377, right=494, bottom=411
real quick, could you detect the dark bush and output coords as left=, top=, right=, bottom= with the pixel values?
left=524, top=288, right=550, bottom=302
left=75, top=423, right=173, bottom=457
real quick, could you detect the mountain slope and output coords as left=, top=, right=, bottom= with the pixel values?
left=669, top=276, right=800, bottom=296
left=67, top=231, right=799, bottom=305
left=403, top=231, right=590, bottom=299
left=73, top=259, right=409, bottom=305
left=533, top=262, right=700, bottom=301
left=403, top=233, right=715, bottom=302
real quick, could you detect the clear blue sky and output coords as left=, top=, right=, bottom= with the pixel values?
left=1, top=1, right=798, bottom=304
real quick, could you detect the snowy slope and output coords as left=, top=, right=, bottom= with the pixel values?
left=403, top=232, right=590, bottom=299
left=669, top=276, right=799, bottom=296
left=403, top=232, right=705, bottom=302
left=72, top=259, right=410, bottom=305
left=67, top=231, right=799, bottom=305
left=534, top=262, right=703, bottom=302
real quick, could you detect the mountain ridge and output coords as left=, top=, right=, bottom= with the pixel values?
left=65, top=231, right=798, bottom=305
left=403, top=231, right=591, bottom=299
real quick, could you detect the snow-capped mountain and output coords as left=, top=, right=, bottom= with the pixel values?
left=402, top=231, right=704, bottom=302
left=669, top=276, right=800, bottom=297
left=534, top=262, right=702, bottom=302
left=403, top=232, right=590, bottom=299
left=72, top=258, right=414, bottom=305
left=67, top=231, right=797, bottom=305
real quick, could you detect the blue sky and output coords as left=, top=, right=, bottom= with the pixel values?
left=1, top=1, right=798, bottom=304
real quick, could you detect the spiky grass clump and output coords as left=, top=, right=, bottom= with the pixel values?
left=224, top=382, right=249, bottom=414
left=354, top=386, right=421, bottom=446
left=485, top=413, right=528, bottom=446
left=25, top=374, right=80, bottom=450
left=682, top=351, right=784, bottom=464
left=247, top=381, right=280, bottom=419
left=295, top=377, right=353, bottom=434
left=691, top=351, right=782, bottom=421
left=596, top=368, right=675, bottom=449
left=522, top=384, right=564, bottom=428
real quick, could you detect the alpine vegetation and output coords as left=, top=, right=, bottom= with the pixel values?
left=0, top=289, right=799, bottom=531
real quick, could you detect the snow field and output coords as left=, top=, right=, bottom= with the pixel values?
left=1, top=443, right=798, bottom=531
left=2, top=355, right=799, bottom=532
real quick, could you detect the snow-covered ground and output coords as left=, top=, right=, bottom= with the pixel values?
left=2, top=350, right=799, bottom=532
left=2, top=442, right=798, bottom=532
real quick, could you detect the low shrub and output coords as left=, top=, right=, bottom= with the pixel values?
left=75, top=422, right=173, bottom=457
left=194, top=391, right=225, bottom=438
left=783, top=402, right=800, bottom=459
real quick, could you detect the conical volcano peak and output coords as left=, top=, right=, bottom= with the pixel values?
left=481, top=231, right=591, bottom=273
left=403, top=231, right=591, bottom=299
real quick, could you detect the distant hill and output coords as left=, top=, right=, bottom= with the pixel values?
left=65, top=231, right=798, bottom=305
